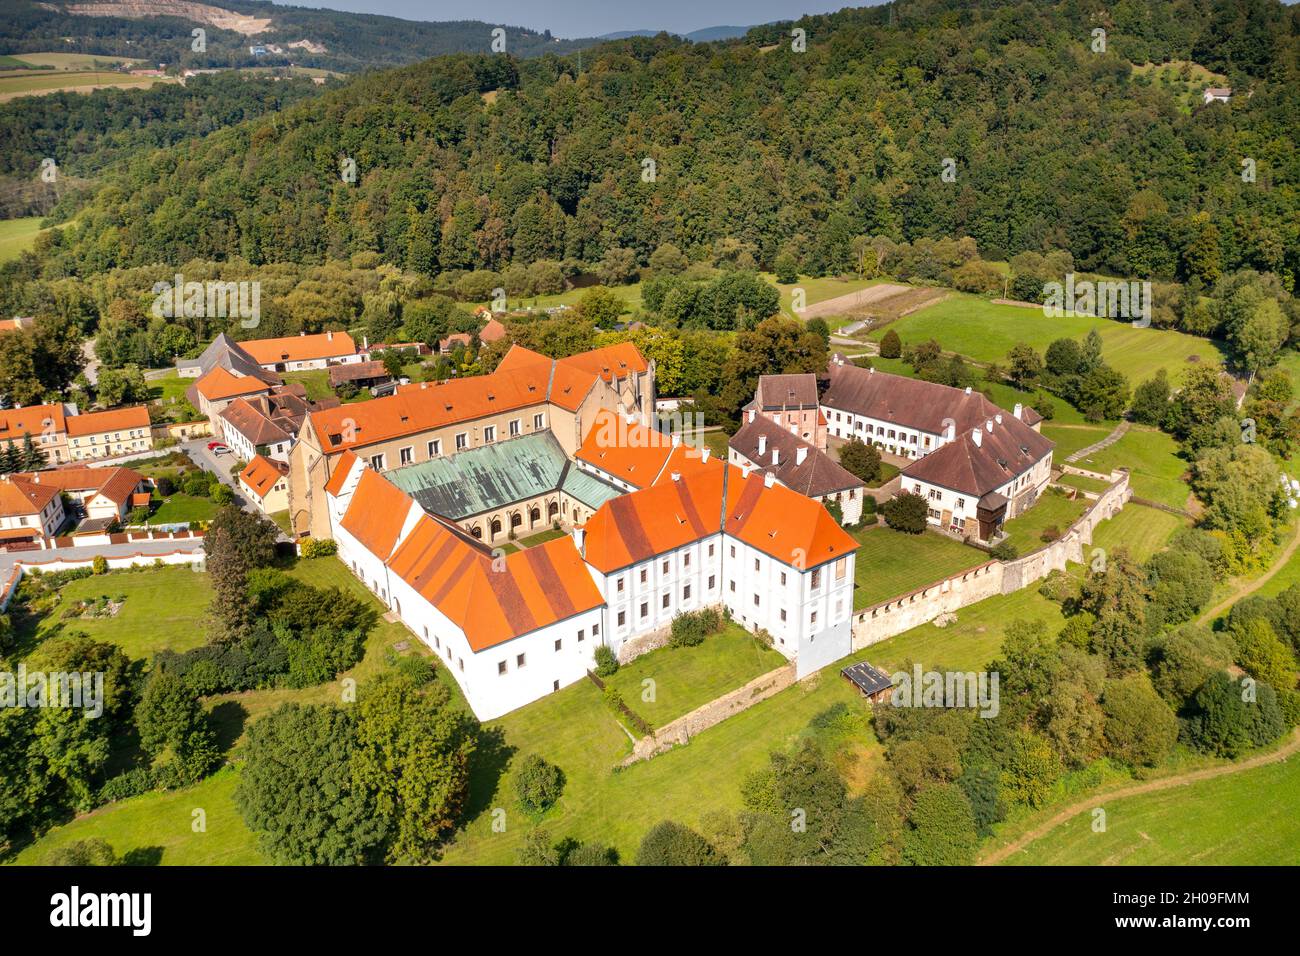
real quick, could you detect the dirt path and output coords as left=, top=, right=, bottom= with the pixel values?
left=1066, top=420, right=1130, bottom=463
left=980, top=728, right=1300, bottom=865
left=1194, top=520, right=1300, bottom=626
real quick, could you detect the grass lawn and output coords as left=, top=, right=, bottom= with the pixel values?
left=518, top=528, right=566, bottom=548
left=12, top=768, right=266, bottom=866
left=604, top=625, right=786, bottom=727
left=1054, top=473, right=1111, bottom=494
left=269, top=509, right=292, bottom=534
left=998, top=489, right=1088, bottom=555
left=761, top=273, right=880, bottom=316
left=151, top=492, right=219, bottom=524
left=281, top=370, right=336, bottom=402
left=851, top=525, right=986, bottom=609
left=16, top=564, right=213, bottom=663
left=1041, top=423, right=1114, bottom=460
left=146, top=374, right=193, bottom=406
left=477, top=281, right=644, bottom=315
left=1006, top=755, right=1300, bottom=865
left=2, top=52, right=143, bottom=70
left=1074, top=425, right=1192, bottom=511
left=0, top=217, right=46, bottom=263
left=1089, top=503, right=1187, bottom=564
left=876, top=293, right=1226, bottom=384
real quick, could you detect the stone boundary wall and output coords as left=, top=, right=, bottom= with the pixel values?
left=622, top=662, right=797, bottom=765
left=850, top=471, right=1131, bottom=650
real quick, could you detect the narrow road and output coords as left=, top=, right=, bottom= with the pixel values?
left=1194, top=520, right=1300, bottom=626
left=980, top=728, right=1300, bottom=865
left=1066, top=420, right=1130, bottom=463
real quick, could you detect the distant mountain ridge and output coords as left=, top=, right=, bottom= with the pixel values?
left=599, top=25, right=756, bottom=42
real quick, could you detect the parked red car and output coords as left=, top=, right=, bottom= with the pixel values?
left=207, top=441, right=230, bottom=453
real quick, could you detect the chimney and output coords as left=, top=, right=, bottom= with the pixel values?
left=299, top=330, right=306, bottom=336
left=972, top=428, right=983, bottom=448
left=326, top=331, right=333, bottom=342
left=670, top=471, right=681, bottom=482
left=764, top=470, right=776, bottom=488
left=742, top=462, right=754, bottom=479
left=758, top=435, right=767, bottom=457
left=571, top=526, right=585, bottom=553
left=943, top=422, right=955, bottom=441
left=1013, top=403, right=1023, bottom=420
left=869, top=366, right=875, bottom=374
left=995, top=413, right=1002, bottom=425
left=985, top=419, right=993, bottom=432
left=964, top=386, right=971, bottom=395
left=748, top=408, right=756, bottom=423
left=701, top=447, right=711, bottom=463
left=796, top=446, right=808, bottom=466
left=671, top=432, right=681, bottom=447
left=771, top=448, right=780, bottom=466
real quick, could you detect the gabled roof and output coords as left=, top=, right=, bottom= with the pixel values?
left=0, top=477, right=59, bottom=517
left=479, top=318, right=507, bottom=343
left=12, top=466, right=144, bottom=507
left=575, top=408, right=675, bottom=489
left=557, top=341, right=649, bottom=384
left=220, top=398, right=291, bottom=446
left=338, top=468, right=415, bottom=560
left=323, top=449, right=360, bottom=497
left=66, top=405, right=151, bottom=437
left=385, top=512, right=603, bottom=652
left=240, top=455, right=288, bottom=498
left=240, top=331, right=356, bottom=365
left=730, top=416, right=863, bottom=498
left=754, top=373, right=820, bottom=410
left=723, top=465, right=858, bottom=568
left=328, top=360, right=390, bottom=386
left=178, top=332, right=281, bottom=384
left=823, top=358, right=1009, bottom=437
left=0, top=403, right=66, bottom=439
left=194, top=367, right=275, bottom=402
left=902, top=416, right=1055, bottom=498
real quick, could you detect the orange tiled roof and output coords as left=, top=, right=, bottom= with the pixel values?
left=557, top=341, right=649, bottom=384
left=323, top=449, right=359, bottom=496
left=479, top=318, right=507, bottom=343
left=581, top=466, right=726, bottom=574
left=65, top=405, right=151, bottom=437
left=338, top=467, right=414, bottom=559
left=386, top=511, right=603, bottom=652
left=240, top=454, right=288, bottom=498
left=652, top=443, right=724, bottom=486
left=240, top=331, right=356, bottom=365
left=195, top=367, right=274, bottom=402
left=0, top=403, right=66, bottom=439
left=12, top=466, right=144, bottom=507
left=723, top=465, right=858, bottom=568
left=0, top=478, right=59, bottom=517
left=575, top=408, right=675, bottom=488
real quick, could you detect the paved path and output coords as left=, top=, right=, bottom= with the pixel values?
left=1065, top=420, right=1130, bottom=463
left=980, top=728, right=1300, bottom=865
left=1194, top=520, right=1300, bottom=626
left=180, top=439, right=292, bottom=543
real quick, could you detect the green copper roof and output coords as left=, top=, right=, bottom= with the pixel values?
left=388, top=431, right=619, bottom=520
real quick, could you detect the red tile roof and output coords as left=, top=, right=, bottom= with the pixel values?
left=241, top=331, right=356, bottom=365
left=13, top=466, right=145, bottom=508
left=323, top=450, right=359, bottom=497
left=0, top=478, right=59, bottom=517
left=65, top=405, right=151, bottom=437
left=220, top=398, right=291, bottom=446
left=902, top=417, right=1054, bottom=498
left=239, top=455, right=288, bottom=498
left=0, top=403, right=66, bottom=440
left=195, top=367, right=274, bottom=402
left=338, top=467, right=415, bottom=559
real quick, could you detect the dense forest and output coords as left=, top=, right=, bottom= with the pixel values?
left=0, top=0, right=598, bottom=72
left=14, top=0, right=1299, bottom=291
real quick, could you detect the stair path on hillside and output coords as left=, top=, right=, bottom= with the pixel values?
left=1065, top=420, right=1130, bottom=463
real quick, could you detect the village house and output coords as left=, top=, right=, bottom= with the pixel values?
left=239, top=455, right=290, bottom=515
left=0, top=476, right=66, bottom=543
left=10, top=466, right=150, bottom=526
left=240, top=331, right=360, bottom=373
left=65, top=406, right=154, bottom=461
left=0, top=403, right=70, bottom=465
left=1203, top=86, right=1233, bottom=104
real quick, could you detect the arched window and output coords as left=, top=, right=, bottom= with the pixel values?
left=548, top=501, right=559, bottom=519
left=471, top=525, right=483, bottom=539
left=510, top=512, right=522, bottom=529
left=530, top=507, right=541, bottom=525
left=491, top=518, right=502, bottom=538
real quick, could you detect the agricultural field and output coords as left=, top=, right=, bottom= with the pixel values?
left=1006, top=754, right=1300, bottom=865
left=0, top=69, right=172, bottom=102
left=851, top=525, right=986, bottom=610
left=0, top=52, right=143, bottom=70
left=875, top=293, right=1226, bottom=384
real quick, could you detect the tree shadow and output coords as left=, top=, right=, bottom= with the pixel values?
left=462, top=724, right=515, bottom=822
left=207, top=700, right=249, bottom=753
left=122, top=846, right=164, bottom=866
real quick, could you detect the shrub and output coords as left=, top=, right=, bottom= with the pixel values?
left=669, top=608, right=722, bottom=648
left=45, top=838, right=120, bottom=867
left=91, top=555, right=108, bottom=575
left=593, top=644, right=619, bottom=677
left=514, top=754, right=565, bottom=813
left=1039, top=525, right=1062, bottom=543
left=635, top=820, right=723, bottom=866
left=881, top=492, right=928, bottom=534
left=879, top=329, right=902, bottom=359
left=155, top=475, right=176, bottom=497
left=991, top=540, right=1019, bottom=560
left=98, top=767, right=156, bottom=804
left=300, top=538, right=338, bottom=558
left=1101, top=676, right=1179, bottom=767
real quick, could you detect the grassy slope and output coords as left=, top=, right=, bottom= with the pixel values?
left=0, top=218, right=45, bottom=263
left=1073, top=425, right=1192, bottom=510
left=851, top=526, right=986, bottom=609
left=1007, top=755, right=1300, bottom=865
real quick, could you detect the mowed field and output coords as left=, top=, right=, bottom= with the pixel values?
left=1006, top=753, right=1300, bottom=865
left=875, top=294, right=1226, bottom=384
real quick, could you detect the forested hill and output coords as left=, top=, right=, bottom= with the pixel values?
left=28, top=0, right=1300, bottom=287
left=0, top=0, right=598, bottom=72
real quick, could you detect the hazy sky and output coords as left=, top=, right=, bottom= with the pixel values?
left=272, top=1, right=862, bottom=38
